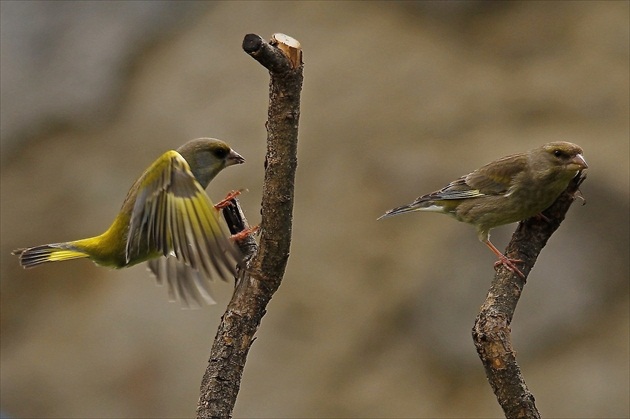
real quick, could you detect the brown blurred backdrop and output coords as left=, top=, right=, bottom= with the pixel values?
left=1, top=1, right=628, bottom=418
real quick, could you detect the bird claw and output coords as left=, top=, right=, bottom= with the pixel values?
left=231, top=225, right=260, bottom=242
left=215, top=189, right=246, bottom=210
left=574, top=189, right=586, bottom=206
left=484, top=240, right=526, bottom=279
left=493, top=256, right=525, bottom=279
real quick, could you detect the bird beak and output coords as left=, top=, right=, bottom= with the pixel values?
left=227, top=149, right=245, bottom=166
left=570, top=154, right=588, bottom=170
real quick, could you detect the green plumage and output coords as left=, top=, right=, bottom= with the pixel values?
left=379, top=141, right=588, bottom=277
left=13, top=138, right=245, bottom=307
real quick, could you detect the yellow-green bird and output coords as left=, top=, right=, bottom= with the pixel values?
left=13, top=138, right=245, bottom=307
left=378, top=141, right=588, bottom=278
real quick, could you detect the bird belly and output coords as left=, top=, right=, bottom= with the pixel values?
left=85, top=213, right=160, bottom=268
left=454, top=196, right=526, bottom=229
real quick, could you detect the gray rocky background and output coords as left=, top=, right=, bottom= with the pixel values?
left=1, top=1, right=628, bottom=417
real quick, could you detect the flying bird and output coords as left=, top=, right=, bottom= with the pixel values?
left=13, top=138, right=245, bottom=307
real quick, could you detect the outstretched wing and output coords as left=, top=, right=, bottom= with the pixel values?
left=147, top=257, right=217, bottom=308
left=126, top=150, right=241, bottom=287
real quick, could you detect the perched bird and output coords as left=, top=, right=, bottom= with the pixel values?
left=378, top=141, right=588, bottom=278
left=13, top=138, right=245, bottom=307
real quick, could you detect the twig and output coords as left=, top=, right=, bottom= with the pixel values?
left=472, top=172, right=587, bottom=419
left=196, top=33, right=303, bottom=419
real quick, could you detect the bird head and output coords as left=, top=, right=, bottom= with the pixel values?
left=532, top=141, right=588, bottom=179
left=177, top=138, right=245, bottom=188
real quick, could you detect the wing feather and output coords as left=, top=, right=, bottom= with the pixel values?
left=127, top=150, right=241, bottom=307
left=464, top=153, right=528, bottom=195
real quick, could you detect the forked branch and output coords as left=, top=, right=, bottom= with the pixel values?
left=196, top=33, right=303, bottom=419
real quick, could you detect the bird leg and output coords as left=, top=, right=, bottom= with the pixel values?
left=214, top=189, right=245, bottom=210
left=231, top=225, right=260, bottom=242
left=483, top=239, right=525, bottom=279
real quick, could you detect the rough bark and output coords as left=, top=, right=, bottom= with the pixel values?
left=196, top=33, right=303, bottom=419
left=472, top=171, right=587, bottom=419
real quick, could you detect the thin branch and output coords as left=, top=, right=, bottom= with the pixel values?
left=472, top=172, right=587, bottom=419
left=196, top=33, right=303, bottom=419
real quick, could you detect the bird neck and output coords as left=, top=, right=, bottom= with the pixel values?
left=191, top=166, right=220, bottom=189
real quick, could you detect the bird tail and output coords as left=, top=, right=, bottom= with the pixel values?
left=378, top=204, right=414, bottom=220
left=12, top=243, right=90, bottom=268
left=378, top=199, right=439, bottom=220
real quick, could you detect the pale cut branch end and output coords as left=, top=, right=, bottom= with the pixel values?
left=270, top=33, right=302, bottom=69
left=197, top=32, right=303, bottom=419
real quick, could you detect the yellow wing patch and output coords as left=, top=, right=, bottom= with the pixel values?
left=126, top=150, right=241, bottom=287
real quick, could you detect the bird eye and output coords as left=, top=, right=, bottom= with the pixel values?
left=213, top=147, right=229, bottom=159
left=553, top=149, right=565, bottom=158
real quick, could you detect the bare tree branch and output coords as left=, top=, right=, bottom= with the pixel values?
left=196, top=33, right=303, bottom=419
left=472, top=172, right=587, bottom=419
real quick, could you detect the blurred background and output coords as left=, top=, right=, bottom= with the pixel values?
left=1, top=1, right=628, bottom=418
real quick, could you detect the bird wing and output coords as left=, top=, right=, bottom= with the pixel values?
left=462, top=153, right=528, bottom=196
left=379, top=152, right=530, bottom=219
left=420, top=153, right=528, bottom=201
left=147, top=257, right=217, bottom=308
left=126, top=150, right=241, bottom=282
left=425, top=176, right=485, bottom=200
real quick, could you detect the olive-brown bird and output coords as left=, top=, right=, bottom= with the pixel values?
left=378, top=141, right=588, bottom=278
left=13, top=138, right=245, bottom=307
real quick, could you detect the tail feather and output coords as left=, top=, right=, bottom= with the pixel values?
left=378, top=200, right=440, bottom=220
left=12, top=244, right=90, bottom=268
left=378, top=204, right=414, bottom=220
